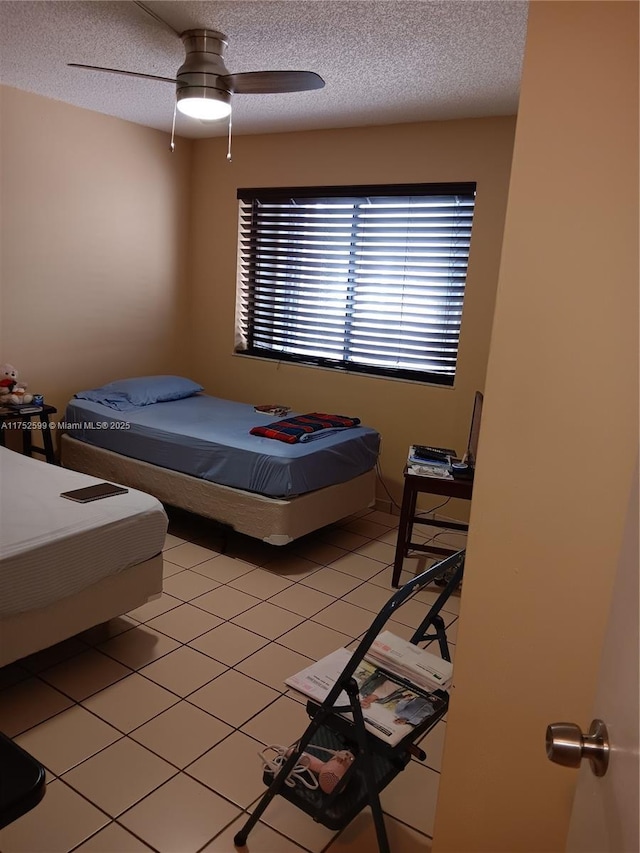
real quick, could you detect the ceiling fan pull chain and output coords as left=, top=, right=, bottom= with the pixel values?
left=170, top=102, right=177, bottom=152
left=227, top=110, right=233, bottom=162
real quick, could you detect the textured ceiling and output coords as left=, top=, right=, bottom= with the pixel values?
left=0, top=1, right=528, bottom=139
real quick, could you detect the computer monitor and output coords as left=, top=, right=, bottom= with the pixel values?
left=464, top=391, right=484, bottom=468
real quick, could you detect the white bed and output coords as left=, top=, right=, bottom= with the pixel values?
left=0, top=447, right=167, bottom=667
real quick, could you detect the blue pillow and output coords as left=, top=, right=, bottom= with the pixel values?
left=76, top=376, right=203, bottom=411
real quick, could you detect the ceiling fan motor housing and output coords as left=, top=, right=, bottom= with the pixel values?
left=176, top=29, right=232, bottom=105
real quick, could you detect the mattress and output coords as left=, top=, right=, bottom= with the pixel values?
left=0, top=447, right=167, bottom=617
left=62, top=434, right=376, bottom=545
left=64, top=395, right=380, bottom=498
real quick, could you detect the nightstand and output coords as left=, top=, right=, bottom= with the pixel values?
left=0, top=405, right=58, bottom=464
left=392, top=466, right=473, bottom=587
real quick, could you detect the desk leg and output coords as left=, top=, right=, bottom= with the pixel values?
left=392, top=481, right=418, bottom=588
left=21, top=422, right=32, bottom=458
left=40, top=415, right=55, bottom=464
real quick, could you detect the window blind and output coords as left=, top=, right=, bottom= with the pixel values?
left=235, top=182, right=476, bottom=386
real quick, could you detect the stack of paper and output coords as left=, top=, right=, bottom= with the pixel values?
left=285, top=646, right=448, bottom=746
left=366, top=631, right=453, bottom=691
left=407, top=459, right=452, bottom=478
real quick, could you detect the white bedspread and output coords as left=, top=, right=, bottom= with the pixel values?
left=0, top=447, right=167, bottom=617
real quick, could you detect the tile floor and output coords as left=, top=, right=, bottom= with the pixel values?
left=0, top=507, right=466, bottom=853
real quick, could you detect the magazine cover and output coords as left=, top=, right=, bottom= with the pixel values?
left=285, top=649, right=446, bottom=746
left=352, top=660, right=447, bottom=745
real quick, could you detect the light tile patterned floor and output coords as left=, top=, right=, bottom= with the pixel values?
left=0, top=507, right=466, bottom=853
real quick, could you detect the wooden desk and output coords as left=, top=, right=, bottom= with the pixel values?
left=392, top=468, right=473, bottom=587
left=0, top=405, right=57, bottom=464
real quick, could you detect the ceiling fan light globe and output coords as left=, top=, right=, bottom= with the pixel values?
left=176, top=93, right=231, bottom=121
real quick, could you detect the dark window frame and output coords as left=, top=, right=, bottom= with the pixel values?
left=235, top=182, right=477, bottom=387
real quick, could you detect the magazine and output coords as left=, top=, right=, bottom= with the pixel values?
left=285, top=646, right=448, bottom=746
left=254, top=404, right=291, bottom=417
left=367, top=631, right=452, bottom=691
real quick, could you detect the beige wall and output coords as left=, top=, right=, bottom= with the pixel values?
left=0, top=90, right=514, bottom=506
left=0, top=86, right=192, bottom=424
left=189, top=117, right=516, bottom=512
left=434, top=2, right=638, bottom=850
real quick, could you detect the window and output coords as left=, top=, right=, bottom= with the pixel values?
left=235, top=182, right=476, bottom=386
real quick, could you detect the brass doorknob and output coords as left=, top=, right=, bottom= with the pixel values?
left=545, top=718, right=609, bottom=777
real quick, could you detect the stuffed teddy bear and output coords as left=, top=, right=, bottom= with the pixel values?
left=0, top=363, right=33, bottom=405
left=0, top=364, right=17, bottom=401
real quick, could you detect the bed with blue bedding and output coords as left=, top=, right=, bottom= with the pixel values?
left=61, top=376, right=380, bottom=545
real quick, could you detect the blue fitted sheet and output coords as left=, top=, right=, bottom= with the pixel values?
left=64, top=395, right=380, bottom=499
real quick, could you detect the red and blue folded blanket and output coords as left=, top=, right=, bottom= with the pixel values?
left=250, top=412, right=361, bottom=444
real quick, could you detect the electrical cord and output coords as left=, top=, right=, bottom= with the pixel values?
left=259, top=744, right=355, bottom=794
left=414, top=497, right=451, bottom=518
left=375, top=460, right=402, bottom=511
left=412, top=526, right=467, bottom=545
left=259, top=745, right=319, bottom=790
left=375, top=464, right=455, bottom=519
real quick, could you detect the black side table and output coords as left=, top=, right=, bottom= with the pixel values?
left=392, top=467, right=473, bottom=587
left=0, top=732, right=46, bottom=829
left=0, top=404, right=57, bottom=464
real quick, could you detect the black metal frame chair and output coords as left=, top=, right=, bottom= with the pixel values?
left=234, top=549, right=466, bottom=853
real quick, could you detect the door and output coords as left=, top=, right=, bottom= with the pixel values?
left=563, top=467, right=639, bottom=852
left=431, top=2, right=639, bottom=850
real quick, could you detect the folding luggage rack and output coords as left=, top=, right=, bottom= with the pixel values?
left=234, top=548, right=466, bottom=853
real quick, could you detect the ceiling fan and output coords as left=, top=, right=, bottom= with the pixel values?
left=68, top=1, right=325, bottom=127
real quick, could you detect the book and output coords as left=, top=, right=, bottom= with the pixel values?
left=254, top=404, right=291, bottom=417
left=408, top=445, right=454, bottom=466
left=409, top=444, right=457, bottom=463
left=8, top=405, right=43, bottom=414
left=285, top=641, right=449, bottom=746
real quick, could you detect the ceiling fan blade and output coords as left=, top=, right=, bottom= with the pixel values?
left=221, top=71, right=325, bottom=95
left=133, top=1, right=181, bottom=38
left=68, top=63, right=176, bottom=84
